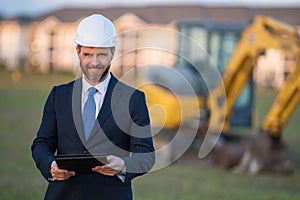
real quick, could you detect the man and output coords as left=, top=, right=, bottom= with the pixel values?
left=31, top=14, right=155, bottom=200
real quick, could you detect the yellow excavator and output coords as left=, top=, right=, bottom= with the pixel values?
left=118, top=15, right=300, bottom=173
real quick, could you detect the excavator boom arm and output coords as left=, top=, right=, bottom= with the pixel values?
left=209, top=15, right=300, bottom=134
left=262, top=58, right=300, bottom=137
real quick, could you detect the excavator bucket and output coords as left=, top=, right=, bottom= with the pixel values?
left=235, top=130, right=294, bottom=174
left=210, top=131, right=295, bottom=174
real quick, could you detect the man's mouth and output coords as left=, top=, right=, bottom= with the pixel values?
left=88, top=68, right=100, bottom=71
left=88, top=67, right=104, bottom=70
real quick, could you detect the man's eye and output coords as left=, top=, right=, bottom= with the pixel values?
left=84, top=54, right=93, bottom=57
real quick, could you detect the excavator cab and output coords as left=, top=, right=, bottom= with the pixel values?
left=174, top=19, right=254, bottom=128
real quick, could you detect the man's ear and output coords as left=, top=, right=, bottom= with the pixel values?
left=76, top=45, right=81, bottom=56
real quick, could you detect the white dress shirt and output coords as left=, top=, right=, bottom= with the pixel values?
left=81, top=73, right=111, bottom=118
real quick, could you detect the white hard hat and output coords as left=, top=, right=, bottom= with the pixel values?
left=75, top=14, right=117, bottom=47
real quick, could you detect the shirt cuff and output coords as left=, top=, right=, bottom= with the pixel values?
left=117, top=166, right=126, bottom=182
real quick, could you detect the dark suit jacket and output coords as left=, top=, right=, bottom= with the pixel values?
left=31, top=74, right=155, bottom=200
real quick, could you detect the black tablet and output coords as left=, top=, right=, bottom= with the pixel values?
left=55, top=154, right=108, bottom=174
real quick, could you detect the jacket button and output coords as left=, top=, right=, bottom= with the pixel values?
left=82, top=150, right=88, bottom=154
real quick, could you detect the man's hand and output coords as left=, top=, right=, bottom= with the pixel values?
left=92, top=155, right=125, bottom=176
left=50, top=161, right=75, bottom=181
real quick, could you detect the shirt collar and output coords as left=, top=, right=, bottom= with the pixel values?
left=82, top=73, right=111, bottom=95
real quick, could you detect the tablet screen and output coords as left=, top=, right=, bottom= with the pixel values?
left=55, top=154, right=108, bottom=174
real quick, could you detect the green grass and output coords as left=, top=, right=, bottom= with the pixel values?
left=0, top=70, right=300, bottom=199
left=0, top=70, right=73, bottom=199
left=134, top=165, right=300, bottom=200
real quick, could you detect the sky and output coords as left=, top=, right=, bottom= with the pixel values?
left=1, top=0, right=300, bottom=18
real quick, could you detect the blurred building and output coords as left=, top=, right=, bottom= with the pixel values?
left=0, top=17, right=30, bottom=71
left=0, top=5, right=299, bottom=88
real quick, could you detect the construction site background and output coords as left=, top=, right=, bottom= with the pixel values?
left=0, top=6, right=299, bottom=89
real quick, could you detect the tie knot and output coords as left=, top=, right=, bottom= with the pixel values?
left=88, top=87, right=97, bottom=96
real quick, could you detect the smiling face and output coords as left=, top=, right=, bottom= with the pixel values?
left=76, top=46, right=115, bottom=85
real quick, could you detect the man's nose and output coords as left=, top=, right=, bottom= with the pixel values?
left=91, top=55, right=100, bottom=66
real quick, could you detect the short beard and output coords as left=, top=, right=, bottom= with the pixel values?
left=85, top=74, right=101, bottom=83
left=83, top=65, right=111, bottom=83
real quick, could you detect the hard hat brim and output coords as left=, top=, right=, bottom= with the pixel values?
left=74, top=37, right=118, bottom=48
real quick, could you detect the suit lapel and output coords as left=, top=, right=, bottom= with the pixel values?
left=98, top=75, right=122, bottom=125
left=71, top=77, right=86, bottom=143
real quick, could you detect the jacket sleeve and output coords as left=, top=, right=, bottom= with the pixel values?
left=31, top=86, right=57, bottom=180
left=122, top=91, right=155, bottom=181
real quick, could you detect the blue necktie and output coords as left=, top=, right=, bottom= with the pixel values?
left=82, top=87, right=97, bottom=140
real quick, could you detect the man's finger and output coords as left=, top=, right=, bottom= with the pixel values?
left=93, top=166, right=116, bottom=172
left=51, top=162, right=75, bottom=181
left=92, top=166, right=118, bottom=175
left=98, top=170, right=117, bottom=176
left=53, top=172, right=75, bottom=181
